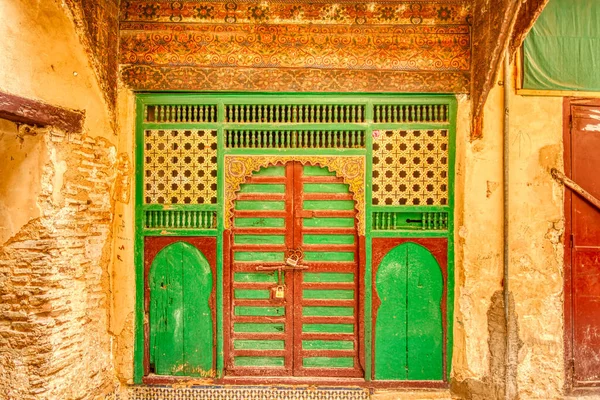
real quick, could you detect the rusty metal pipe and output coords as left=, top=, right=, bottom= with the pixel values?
left=503, top=47, right=511, bottom=400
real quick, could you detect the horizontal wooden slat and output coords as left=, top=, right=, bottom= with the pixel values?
left=232, top=316, right=287, bottom=324
left=303, top=289, right=355, bottom=300
left=301, top=176, right=345, bottom=183
left=299, top=210, right=356, bottom=218
left=300, top=244, right=357, bottom=252
left=246, top=176, right=287, bottom=184
left=302, top=299, right=355, bottom=307
left=301, top=316, right=355, bottom=324
left=301, top=282, right=356, bottom=290
left=233, top=322, right=285, bottom=333
left=300, top=227, right=356, bottom=234
left=236, top=193, right=286, bottom=201
left=299, top=333, right=356, bottom=341
left=303, top=306, right=354, bottom=317
left=302, top=193, right=354, bottom=201
left=302, top=356, right=354, bottom=368
left=234, top=210, right=288, bottom=218
left=232, top=244, right=288, bottom=252
left=233, top=356, right=285, bottom=367
left=232, top=228, right=287, bottom=235
left=303, top=272, right=354, bottom=283
left=300, top=349, right=355, bottom=357
left=232, top=349, right=286, bottom=357
left=232, top=332, right=287, bottom=340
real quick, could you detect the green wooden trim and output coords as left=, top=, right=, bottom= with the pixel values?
left=370, top=231, right=449, bottom=239
left=234, top=323, right=285, bottom=333
left=364, top=100, right=374, bottom=381
left=303, top=323, right=355, bottom=334
left=141, top=204, right=218, bottom=211
left=303, top=272, right=354, bottom=283
left=224, top=148, right=367, bottom=156
left=134, top=97, right=145, bottom=384
left=303, top=357, right=354, bottom=368
left=216, top=103, right=225, bottom=377
left=446, top=96, right=457, bottom=381
left=141, top=229, right=218, bottom=237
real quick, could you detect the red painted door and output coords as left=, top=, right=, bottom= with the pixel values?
left=570, top=105, right=600, bottom=385
left=226, top=162, right=362, bottom=378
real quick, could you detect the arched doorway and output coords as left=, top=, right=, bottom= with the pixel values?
left=225, top=161, right=363, bottom=378
left=148, top=241, right=214, bottom=376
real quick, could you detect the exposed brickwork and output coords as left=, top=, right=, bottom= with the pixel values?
left=63, top=0, right=119, bottom=116
left=0, top=127, right=117, bottom=399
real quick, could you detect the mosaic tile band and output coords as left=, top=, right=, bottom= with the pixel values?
left=120, top=386, right=370, bottom=400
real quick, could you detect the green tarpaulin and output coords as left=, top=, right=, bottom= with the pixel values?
left=523, top=0, right=600, bottom=92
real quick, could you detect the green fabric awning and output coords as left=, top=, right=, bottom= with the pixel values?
left=523, top=0, right=600, bottom=92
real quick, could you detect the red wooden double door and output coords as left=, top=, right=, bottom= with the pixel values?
left=225, top=162, right=363, bottom=378
left=567, top=102, right=600, bottom=387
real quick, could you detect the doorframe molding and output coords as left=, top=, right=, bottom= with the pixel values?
left=562, top=97, right=600, bottom=394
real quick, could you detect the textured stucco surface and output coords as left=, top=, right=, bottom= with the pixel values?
left=451, top=66, right=566, bottom=399
left=0, top=0, right=113, bottom=139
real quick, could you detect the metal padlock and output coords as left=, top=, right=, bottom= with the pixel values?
left=274, top=285, right=285, bottom=299
left=286, top=254, right=299, bottom=267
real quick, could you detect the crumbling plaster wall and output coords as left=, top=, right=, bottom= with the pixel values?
left=453, top=65, right=565, bottom=399
left=0, top=0, right=117, bottom=398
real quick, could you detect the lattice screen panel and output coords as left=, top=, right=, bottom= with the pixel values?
left=144, top=129, right=218, bottom=204
left=372, top=129, right=448, bottom=206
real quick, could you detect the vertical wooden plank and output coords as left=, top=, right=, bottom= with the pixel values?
left=374, top=245, right=408, bottom=380
left=182, top=243, right=214, bottom=375
left=406, top=244, right=443, bottom=380
left=149, top=243, right=185, bottom=375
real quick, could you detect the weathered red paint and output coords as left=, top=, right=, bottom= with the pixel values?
left=371, top=238, right=448, bottom=382
left=564, top=99, right=600, bottom=389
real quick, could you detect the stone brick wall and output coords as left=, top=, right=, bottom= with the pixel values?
left=0, top=126, right=117, bottom=399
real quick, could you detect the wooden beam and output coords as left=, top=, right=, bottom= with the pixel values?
left=0, top=91, right=85, bottom=132
left=551, top=168, right=600, bottom=212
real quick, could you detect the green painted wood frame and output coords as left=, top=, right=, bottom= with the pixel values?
left=134, top=93, right=456, bottom=384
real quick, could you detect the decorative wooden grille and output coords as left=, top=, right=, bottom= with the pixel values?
left=372, top=211, right=448, bottom=231
left=145, top=104, right=217, bottom=123
left=144, top=210, right=216, bottom=229
left=224, top=104, right=365, bottom=123
left=144, top=129, right=218, bottom=204
left=373, top=104, right=448, bottom=123
left=372, top=129, right=449, bottom=206
left=225, top=130, right=366, bottom=149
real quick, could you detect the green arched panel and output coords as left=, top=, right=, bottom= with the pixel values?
left=374, top=242, right=443, bottom=380
left=149, top=241, right=213, bottom=376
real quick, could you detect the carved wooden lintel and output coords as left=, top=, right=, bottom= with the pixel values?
left=0, top=91, right=85, bottom=132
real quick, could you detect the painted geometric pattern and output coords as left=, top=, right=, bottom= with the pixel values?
left=144, top=129, right=217, bottom=204
left=120, top=24, right=470, bottom=72
left=125, top=386, right=369, bottom=400
left=120, top=1, right=471, bottom=25
left=121, top=65, right=470, bottom=93
left=372, top=130, right=448, bottom=206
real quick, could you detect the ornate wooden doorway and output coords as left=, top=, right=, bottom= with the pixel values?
left=225, top=162, right=363, bottom=378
